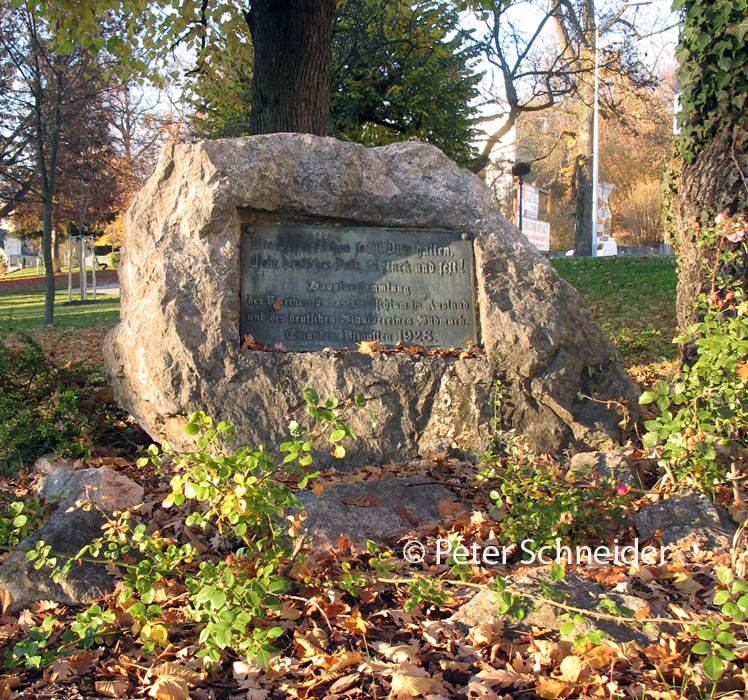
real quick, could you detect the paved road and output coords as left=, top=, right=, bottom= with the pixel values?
left=69, top=283, right=120, bottom=297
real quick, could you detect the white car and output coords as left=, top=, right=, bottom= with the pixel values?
left=565, top=236, right=618, bottom=257
left=597, top=236, right=618, bottom=256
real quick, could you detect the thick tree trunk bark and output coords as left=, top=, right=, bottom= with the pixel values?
left=668, top=131, right=748, bottom=329
left=246, top=0, right=336, bottom=136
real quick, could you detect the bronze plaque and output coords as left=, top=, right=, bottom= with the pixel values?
left=240, top=224, right=478, bottom=351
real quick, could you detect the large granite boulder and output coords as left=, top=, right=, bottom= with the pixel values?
left=104, top=134, right=638, bottom=464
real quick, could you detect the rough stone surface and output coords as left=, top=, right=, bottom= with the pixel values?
left=296, top=477, right=463, bottom=547
left=634, top=490, right=737, bottom=550
left=37, top=468, right=144, bottom=512
left=569, top=451, right=635, bottom=486
left=32, top=455, right=75, bottom=476
left=451, top=569, right=672, bottom=645
left=104, top=134, right=639, bottom=464
left=0, top=508, right=115, bottom=613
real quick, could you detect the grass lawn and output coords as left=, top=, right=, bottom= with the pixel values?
left=1, top=266, right=45, bottom=279
left=0, top=289, right=120, bottom=331
left=1, top=265, right=112, bottom=279
left=551, top=256, right=678, bottom=369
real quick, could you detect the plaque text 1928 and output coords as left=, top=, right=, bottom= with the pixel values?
left=240, top=224, right=478, bottom=351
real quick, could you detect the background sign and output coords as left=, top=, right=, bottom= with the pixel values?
left=522, top=219, right=550, bottom=252
left=519, top=183, right=539, bottom=220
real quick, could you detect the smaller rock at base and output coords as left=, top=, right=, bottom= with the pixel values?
left=634, top=489, right=737, bottom=551
left=569, top=451, right=635, bottom=486
left=451, top=569, right=671, bottom=646
left=0, top=507, right=115, bottom=613
left=296, top=477, right=464, bottom=548
left=37, top=467, right=144, bottom=512
left=32, top=455, right=75, bottom=476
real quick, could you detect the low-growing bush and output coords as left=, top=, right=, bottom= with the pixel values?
left=0, top=334, right=140, bottom=470
left=479, top=433, right=632, bottom=551
left=640, top=212, right=748, bottom=492
left=49, top=391, right=367, bottom=665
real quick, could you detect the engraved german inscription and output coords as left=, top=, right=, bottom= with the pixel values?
left=240, top=224, right=478, bottom=351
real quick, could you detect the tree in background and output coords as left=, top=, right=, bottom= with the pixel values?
left=26, top=0, right=370, bottom=137
left=508, top=68, right=673, bottom=251
left=0, top=36, right=35, bottom=221
left=189, top=0, right=481, bottom=166
left=0, top=5, right=111, bottom=323
left=11, top=81, right=122, bottom=243
left=331, top=0, right=480, bottom=165
left=599, top=72, right=674, bottom=246
left=107, top=81, right=179, bottom=202
left=664, top=0, right=748, bottom=328
left=101, top=80, right=184, bottom=248
left=471, top=0, right=660, bottom=254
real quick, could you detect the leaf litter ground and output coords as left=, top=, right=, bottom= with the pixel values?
left=1, top=259, right=747, bottom=698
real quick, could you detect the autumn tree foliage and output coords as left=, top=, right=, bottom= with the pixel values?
left=0, top=6, right=115, bottom=322
left=664, top=0, right=748, bottom=328
left=506, top=72, right=674, bottom=251
left=599, top=76, right=675, bottom=246
left=470, top=0, right=658, bottom=255
left=10, top=82, right=122, bottom=240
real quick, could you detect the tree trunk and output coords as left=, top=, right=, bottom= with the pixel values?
left=572, top=43, right=595, bottom=257
left=52, top=228, right=62, bottom=272
left=667, top=130, right=748, bottom=329
left=572, top=155, right=593, bottom=256
left=42, top=196, right=55, bottom=325
left=246, top=0, right=336, bottom=135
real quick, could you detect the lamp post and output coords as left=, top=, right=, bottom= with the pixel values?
left=512, top=161, right=531, bottom=233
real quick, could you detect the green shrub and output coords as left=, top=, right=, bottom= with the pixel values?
left=479, top=434, right=632, bottom=551
left=640, top=213, right=748, bottom=491
left=0, top=496, right=46, bottom=548
left=66, top=391, right=367, bottom=665
left=0, top=334, right=139, bottom=470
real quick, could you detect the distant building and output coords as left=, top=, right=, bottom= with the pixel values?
left=0, top=229, right=39, bottom=269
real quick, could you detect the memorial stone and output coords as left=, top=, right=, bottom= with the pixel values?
left=104, top=134, right=639, bottom=466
